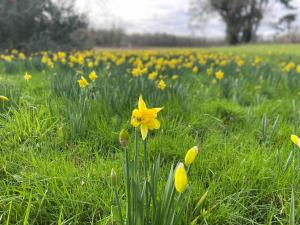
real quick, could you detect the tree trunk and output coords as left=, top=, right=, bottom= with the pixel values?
left=241, top=23, right=253, bottom=43
left=226, top=25, right=240, bottom=45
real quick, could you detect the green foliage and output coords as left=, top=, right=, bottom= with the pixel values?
left=112, top=130, right=194, bottom=225
left=0, top=45, right=299, bottom=224
left=0, top=0, right=86, bottom=52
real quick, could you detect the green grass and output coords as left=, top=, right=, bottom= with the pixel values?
left=0, top=45, right=299, bottom=224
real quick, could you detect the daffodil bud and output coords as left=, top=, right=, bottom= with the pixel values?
left=111, top=168, right=117, bottom=186
left=119, top=129, right=129, bottom=148
left=184, top=146, right=198, bottom=166
left=291, top=134, right=300, bottom=147
left=0, top=95, right=9, bottom=101
left=174, top=162, right=188, bottom=193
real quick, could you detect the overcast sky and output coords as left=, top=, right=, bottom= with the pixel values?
left=76, top=0, right=300, bottom=38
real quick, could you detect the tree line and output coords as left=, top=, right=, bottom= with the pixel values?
left=0, top=0, right=86, bottom=52
left=84, top=29, right=224, bottom=48
left=0, top=0, right=298, bottom=52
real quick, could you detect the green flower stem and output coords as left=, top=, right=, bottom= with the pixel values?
left=187, top=165, right=192, bottom=176
left=114, top=187, right=124, bottom=225
left=125, top=148, right=131, bottom=225
left=144, top=138, right=149, bottom=224
left=134, top=128, right=139, bottom=177
left=134, top=128, right=138, bottom=225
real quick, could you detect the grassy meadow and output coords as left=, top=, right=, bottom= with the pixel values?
left=0, top=45, right=300, bottom=224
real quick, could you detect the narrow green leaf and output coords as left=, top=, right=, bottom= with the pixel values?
left=289, top=186, right=295, bottom=225
left=284, top=151, right=293, bottom=173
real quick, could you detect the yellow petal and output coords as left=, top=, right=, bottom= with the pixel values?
left=145, top=108, right=163, bottom=119
left=138, top=95, right=147, bottom=110
left=152, top=107, right=163, bottom=113
left=147, top=119, right=160, bottom=130
left=131, top=109, right=140, bottom=127
left=141, top=109, right=157, bottom=120
left=132, top=109, right=140, bottom=117
left=131, top=118, right=140, bottom=127
left=140, top=124, right=148, bottom=140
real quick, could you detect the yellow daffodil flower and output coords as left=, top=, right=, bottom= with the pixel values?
left=19, top=53, right=26, bottom=60
left=252, top=56, right=263, bottom=66
left=192, top=66, right=199, bottom=73
left=157, top=80, right=166, bottom=90
left=184, top=146, right=199, bottom=166
left=132, top=67, right=142, bottom=77
left=207, top=68, right=213, bottom=76
left=148, top=71, right=158, bottom=80
left=236, top=59, right=245, bottom=67
left=283, top=62, right=296, bottom=73
left=174, top=162, right=188, bottom=193
left=297, top=65, right=300, bottom=74
left=24, top=72, right=32, bottom=81
left=172, top=75, right=179, bottom=80
left=215, top=70, right=224, bottom=80
left=89, top=71, right=98, bottom=81
left=77, top=76, right=89, bottom=88
left=131, top=96, right=163, bottom=140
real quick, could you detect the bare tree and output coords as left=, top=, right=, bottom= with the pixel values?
left=271, top=13, right=297, bottom=42
left=190, top=0, right=295, bottom=45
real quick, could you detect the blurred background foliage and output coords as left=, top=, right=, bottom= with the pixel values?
left=0, top=0, right=299, bottom=52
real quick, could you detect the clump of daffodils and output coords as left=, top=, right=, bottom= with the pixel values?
left=111, top=96, right=199, bottom=225
left=76, top=71, right=97, bottom=89
left=175, top=146, right=199, bottom=193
